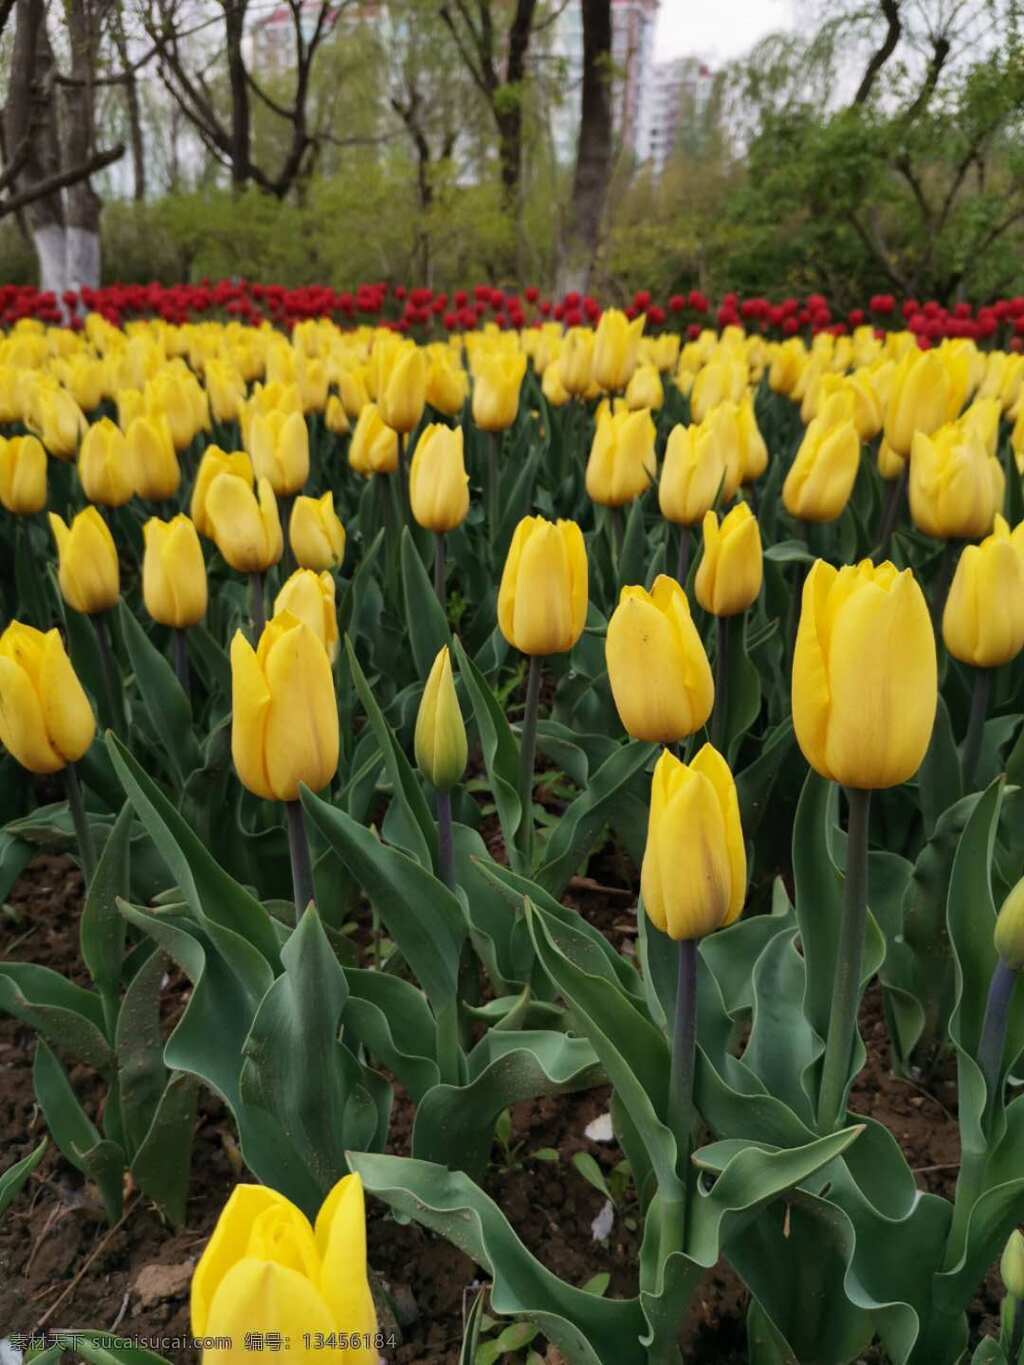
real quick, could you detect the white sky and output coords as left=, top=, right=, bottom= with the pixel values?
left=654, top=1, right=796, bottom=63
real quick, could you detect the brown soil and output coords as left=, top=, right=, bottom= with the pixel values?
left=0, top=852, right=999, bottom=1363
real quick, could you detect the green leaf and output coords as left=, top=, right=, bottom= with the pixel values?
left=0, top=1137, right=47, bottom=1217
left=401, top=525, right=452, bottom=677
left=33, top=1039, right=124, bottom=1223
left=572, top=1151, right=612, bottom=1202
left=0, top=962, right=113, bottom=1073
left=918, top=696, right=963, bottom=839
left=119, top=602, right=201, bottom=788
left=349, top=1152, right=646, bottom=1365
left=115, top=949, right=168, bottom=1158
left=129, top=1071, right=198, bottom=1227
left=301, top=784, right=465, bottom=1012
left=460, top=1287, right=488, bottom=1365
left=80, top=800, right=133, bottom=1008
left=46, top=1333, right=173, bottom=1365
left=342, top=966, right=440, bottom=1102
left=451, top=634, right=523, bottom=868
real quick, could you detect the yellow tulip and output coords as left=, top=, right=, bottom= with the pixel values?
left=142, top=516, right=207, bottom=629
left=325, top=394, right=350, bottom=435
left=909, top=424, right=1004, bottom=540
left=58, top=357, right=105, bottom=413
left=696, top=504, right=763, bottom=617
left=0, top=435, right=46, bottom=514
left=625, top=364, right=664, bottom=412
left=409, top=424, right=469, bottom=533
left=641, top=744, right=746, bottom=940
left=605, top=576, right=713, bottom=742
left=658, top=423, right=725, bottom=526
left=498, top=516, right=588, bottom=656
left=783, top=416, right=860, bottom=522
left=127, top=414, right=181, bottom=501
left=273, top=570, right=339, bottom=661
left=995, top=881, right=1024, bottom=974
left=962, top=398, right=1000, bottom=459
left=205, top=361, right=246, bottom=424
left=191, top=447, right=254, bottom=539
left=230, top=612, right=338, bottom=801
left=147, top=370, right=201, bottom=450
left=883, top=350, right=949, bottom=456
left=338, top=366, right=370, bottom=419
left=541, top=358, right=570, bottom=407
left=592, top=309, right=645, bottom=392
left=349, top=403, right=398, bottom=476
left=297, top=357, right=329, bottom=414
left=207, top=474, right=283, bottom=574
left=249, top=409, right=309, bottom=496
left=426, top=353, right=469, bottom=417
left=0, top=622, right=95, bottom=774
left=191, top=1175, right=376, bottom=1365
left=942, top=517, right=1024, bottom=668
left=414, top=645, right=467, bottom=791
left=650, top=333, right=681, bottom=373
left=290, top=492, right=346, bottom=571
left=32, top=385, right=86, bottom=459
left=585, top=407, right=656, bottom=507
left=877, top=438, right=904, bottom=481
left=792, top=558, right=936, bottom=789
left=378, top=343, right=426, bottom=434
left=78, top=418, right=134, bottom=508
left=699, top=403, right=743, bottom=503
left=472, top=352, right=527, bottom=432
left=768, top=338, right=806, bottom=395
left=560, top=328, right=595, bottom=396
left=737, top=395, right=768, bottom=483
left=690, top=357, right=746, bottom=424
left=49, top=508, right=119, bottom=615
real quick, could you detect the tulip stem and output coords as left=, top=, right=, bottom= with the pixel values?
left=281, top=494, right=296, bottom=577
left=91, top=612, right=125, bottom=738
left=675, top=524, right=690, bottom=586
left=285, top=799, right=315, bottom=922
left=487, top=432, right=500, bottom=548
left=172, top=629, right=190, bottom=696
left=668, top=937, right=698, bottom=1180
left=517, top=655, right=542, bottom=868
left=978, top=956, right=1017, bottom=1129
left=249, top=571, right=266, bottom=643
left=932, top=538, right=960, bottom=631
left=712, top=615, right=730, bottom=752
left=874, top=463, right=908, bottom=563
left=436, top=788, right=455, bottom=891
left=816, top=786, right=872, bottom=1133
left=65, top=763, right=97, bottom=889
left=433, top=533, right=446, bottom=607
left=397, top=433, right=410, bottom=525
left=962, top=666, right=991, bottom=791
left=1010, top=1305, right=1024, bottom=1365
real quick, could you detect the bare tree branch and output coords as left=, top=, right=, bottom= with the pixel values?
left=853, top=0, right=902, bottom=104
left=0, top=142, right=124, bottom=219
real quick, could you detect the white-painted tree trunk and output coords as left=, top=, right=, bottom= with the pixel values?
left=66, top=225, right=100, bottom=293
left=32, top=223, right=68, bottom=298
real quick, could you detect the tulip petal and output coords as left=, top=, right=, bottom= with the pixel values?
left=230, top=630, right=274, bottom=800
left=261, top=617, right=339, bottom=801
left=201, top=1259, right=341, bottom=1362
left=39, top=630, right=95, bottom=764
left=315, top=1175, right=378, bottom=1361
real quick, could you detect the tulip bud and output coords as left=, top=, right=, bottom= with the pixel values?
left=877, top=438, right=904, bottom=482
left=191, top=447, right=254, bottom=539
left=560, top=329, right=595, bottom=396
left=641, top=745, right=746, bottom=940
left=768, top=338, right=807, bottom=395
left=338, top=365, right=370, bottom=419
left=325, top=394, right=350, bottom=435
left=290, top=492, right=346, bottom=571
left=691, top=356, right=747, bottom=424
left=78, top=418, right=135, bottom=508
left=943, top=519, right=1024, bottom=669
left=141, top=516, right=207, bottom=630
left=793, top=558, right=936, bottom=789
left=1002, top=1229, right=1024, bottom=1299
left=0, top=622, right=95, bottom=774
left=736, top=394, right=768, bottom=483
left=207, top=474, right=283, bottom=574
left=31, top=384, right=86, bottom=459
left=593, top=309, right=645, bottom=392
left=542, top=359, right=570, bottom=407
left=249, top=409, right=309, bottom=496
left=49, top=507, right=119, bottom=615
left=379, top=343, right=427, bottom=434
left=349, top=402, right=398, bottom=476
left=700, top=402, right=743, bottom=502
left=909, top=424, right=1004, bottom=540
left=606, top=576, right=713, bottom=742
left=625, top=364, right=664, bottom=412
left=783, top=416, right=860, bottom=523
left=498, top=516, right=588, bottom=656
left=273, top=569, right=339, bottom=661
left=472, top=352, right=527, bottom=431
left=426, top=353, right=469, bottom=416
left=414, top=646, right=467, bottom=791
left=230, top=613, right=339, bottom=802
left=191, top=1174, right=377, bottom=1359
left=128, top=414, right=181, bottom=501
left=0, top=435, right=46, bottom=514
left=995, top=879, right=1024, bottom=972
left=884, top=350, right=949, bottom=456
left=696, top=503, right=763, bottom=617
left=659, top=423, right=724, bottom=526
left=585, top=406, right=656, bottom=507
left=205, top=361, right=245, bottom=423
left=410, top=424, right=470, bottom=533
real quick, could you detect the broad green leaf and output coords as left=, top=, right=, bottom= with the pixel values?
left=119, top=602, right=201, bottom=787
left=33, top=1039, right=124, bottom=1223
left=451, top=634, right=523, bottom=868
left=401, top=525, right=452, bottom=677
left=130, top=1071, right=198, bottom=1227
left=0, top=962, right=112, bottom=1073
left=0, top=1137, right=47, bottom=1217
left=80, top=800, right=132, bottom=1010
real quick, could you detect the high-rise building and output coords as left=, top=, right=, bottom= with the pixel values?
left=642, top=55, right=714, bottom=173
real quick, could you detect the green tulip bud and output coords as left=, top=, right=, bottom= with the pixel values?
left=414, top=646, right=467, bottom=792
left=995, top=878, right=1024, bottom=971
left=1001, top=1228, right=1024, bottom=1298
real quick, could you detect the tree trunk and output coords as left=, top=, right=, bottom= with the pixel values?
left=64, top=0, right=105, bottom=291
left=224, top=0, right=251, bottom=190
left=112, top=3, right=146, bottom=200
left=4, top=0, right=67, bottom=295
left=558, top=0, right=612, bottom=293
